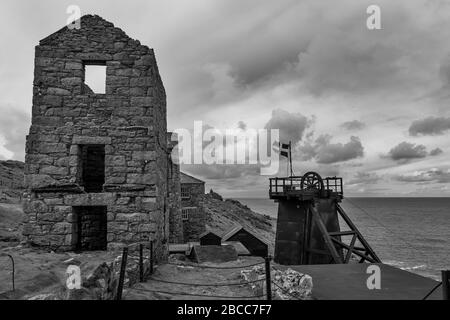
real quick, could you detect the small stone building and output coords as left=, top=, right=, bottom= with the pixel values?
left=180, top=172, right=206, bottom=242
left=22, top=15, right=170, bottom=260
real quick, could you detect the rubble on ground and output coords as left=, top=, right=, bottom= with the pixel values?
left=240, top=265, right=313, bottom=300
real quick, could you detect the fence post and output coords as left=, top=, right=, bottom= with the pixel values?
left=2, top=254, right=15, bottom=291
left=443, top=270, right=450, bottom=300
left=149, top=240, right=154, bottom=275
left=116, top=247, right=128, bottom=300
left=265, top=256, right=272, bottom=300
left=139, top=243, right=144, bottom=282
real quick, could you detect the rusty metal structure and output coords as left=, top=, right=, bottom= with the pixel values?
left=269, top=171, right=381, bottom=265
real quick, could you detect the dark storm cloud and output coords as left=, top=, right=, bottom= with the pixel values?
left=430, top=147, right=443, bottom=156
left=340, top=120, right=365, bottom=131
left=237, top=121, right=247, bottom=130
left=299, top=134, right=364, bottom=164
left=394, top=168, right=450, bottom=183
left=385, top=141, right=427, bottom=162
left=0, top=106, right=30, bottom=160
left=264, top=109, right=312, bottom=145
left=408, top=117, right=450, bottom=136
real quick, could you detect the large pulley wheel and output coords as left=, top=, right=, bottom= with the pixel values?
left=300, top=171, right=324, bottom=192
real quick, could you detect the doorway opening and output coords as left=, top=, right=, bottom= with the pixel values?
left=72, top=206, right=107, bottom=251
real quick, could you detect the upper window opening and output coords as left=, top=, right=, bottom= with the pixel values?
left=84, top=64, right=106, bottom=94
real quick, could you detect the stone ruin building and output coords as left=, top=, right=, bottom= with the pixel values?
left=22, top=15, right=172, bottom=260
left=180, top=172, right=206, bottom=242
left=22, top=15, right=208, bottom=259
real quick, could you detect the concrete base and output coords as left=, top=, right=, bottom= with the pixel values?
left=278, top=263, right=442, bottom=300
left=189, top=245, right=238, bottom=263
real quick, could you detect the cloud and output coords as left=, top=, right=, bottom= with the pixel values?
left=237, top=121, right=247, bottom=130
left=299, top=134, right=364, bottom=164
left=0, top=106, right=30, bottom=160
left=264, top=108, right=312, bottom=145
left=347, top=171, right=381, bottom=186
left=385, top=141, right=427, bottom=162
left=430, top=147, right=444, bottom=156
left=394, top=168, right=450, bottom=183
left=409, top=117, right=450, bottom=136
left=340, top=120, right=365, bottom=131
left=182, top=163, right=260, bottom=180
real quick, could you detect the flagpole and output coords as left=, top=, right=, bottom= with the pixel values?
left=289, top=141, right=293, bottom=177
left=287, top=142, right=290, bottom=177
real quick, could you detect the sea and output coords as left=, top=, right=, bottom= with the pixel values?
left=236, top=197, right=450, bottom=280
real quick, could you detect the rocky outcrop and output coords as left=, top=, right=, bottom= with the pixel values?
left=0, top=160, right=25, bottom=202
left=26, top=250, right=151, bottom=300
left=203, top=193, right=276, bottom=254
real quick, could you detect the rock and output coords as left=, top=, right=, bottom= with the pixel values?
left=241, top=266, right=313, bottom=300
left=208, top=189, right=223, bottom=201
left=28, top=293, right=58, bottom=300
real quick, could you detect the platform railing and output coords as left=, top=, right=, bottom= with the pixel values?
left=269, top=176, right=343, bottom=197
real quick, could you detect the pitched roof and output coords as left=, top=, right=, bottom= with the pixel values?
left=199, top=230, right=221, bottom=239
left=222, top=225, right=267, bottom=245
left=180, top=172, right=205, bottom=184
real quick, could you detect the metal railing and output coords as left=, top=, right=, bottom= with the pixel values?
left=269, top=176, right=343, bottom=196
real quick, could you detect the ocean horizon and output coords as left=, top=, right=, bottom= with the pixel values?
left=235, top=197, right=450, bottom=280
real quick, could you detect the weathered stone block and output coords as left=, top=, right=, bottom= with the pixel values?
left=25, top=174, right=57, bottom=189
left=132, top=151, right=155, bottom=161
left=42, top=95, right=63, bottom=107
left=52, top=222, right=72, bottom=234
left=72, top=136, right=112, bottom=144
left=126, top=173, right=155, bottom=185
left=105, top=155, right=126, bottom=167
left=61, top=77, right=82, bottom=87
left=65, top=61, right=83, bottom=70
left=47, top=87, right=71, bottom=96
left=40, top=165, right=68, bottom=176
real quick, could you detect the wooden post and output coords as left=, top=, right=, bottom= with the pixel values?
left=309, top=205, right=343, bottom=264
left=116, top=247, right=128, bottom=300
left=265, top=256, right=272, bottom=300
left=149, top=240, right=154, bottom=275
left=139, top=243, right=144, bottom=282
left=442, top=270, right=450, bottom=300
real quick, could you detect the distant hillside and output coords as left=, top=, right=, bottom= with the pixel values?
left=0, top=160, right=25, bottom=203
left=204, top=190, right=276, bottom=254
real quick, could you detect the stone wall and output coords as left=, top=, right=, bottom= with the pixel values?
left=23, top=15, right=168, bottom=260
left=181, top=182, right=206, bottom=242
left=167, top=133, right=183, bottom=243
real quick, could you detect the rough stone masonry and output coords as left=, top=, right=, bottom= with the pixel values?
left=22, top=15, right=171, bottom=261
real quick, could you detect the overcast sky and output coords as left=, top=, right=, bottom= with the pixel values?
left=1, top=0, right=450, bottom=197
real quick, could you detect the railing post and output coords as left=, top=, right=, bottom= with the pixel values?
left=149, top=240, right=154, bottom=275
left=116, top=247, right=128, bottom=300
left=443, top=270, right=450, bottom=300
left=139, top=243, right=144, bottom=282
left=2, top=254, right=15, bottom=292
left=265, top=256, right=272, bottom=300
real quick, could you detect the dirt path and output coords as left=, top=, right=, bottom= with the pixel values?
left=124, top=256, right=266, bottom=300
left=0, top=246, right=121, bottom=299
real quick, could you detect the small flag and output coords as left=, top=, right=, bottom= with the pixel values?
left=279, top=142, right=290, bottom=158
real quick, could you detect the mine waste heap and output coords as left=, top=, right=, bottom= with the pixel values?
left=269, top=172, right=381, bottom=265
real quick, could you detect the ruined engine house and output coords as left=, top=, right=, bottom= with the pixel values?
left=23, top=15, right=170, bottom=259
